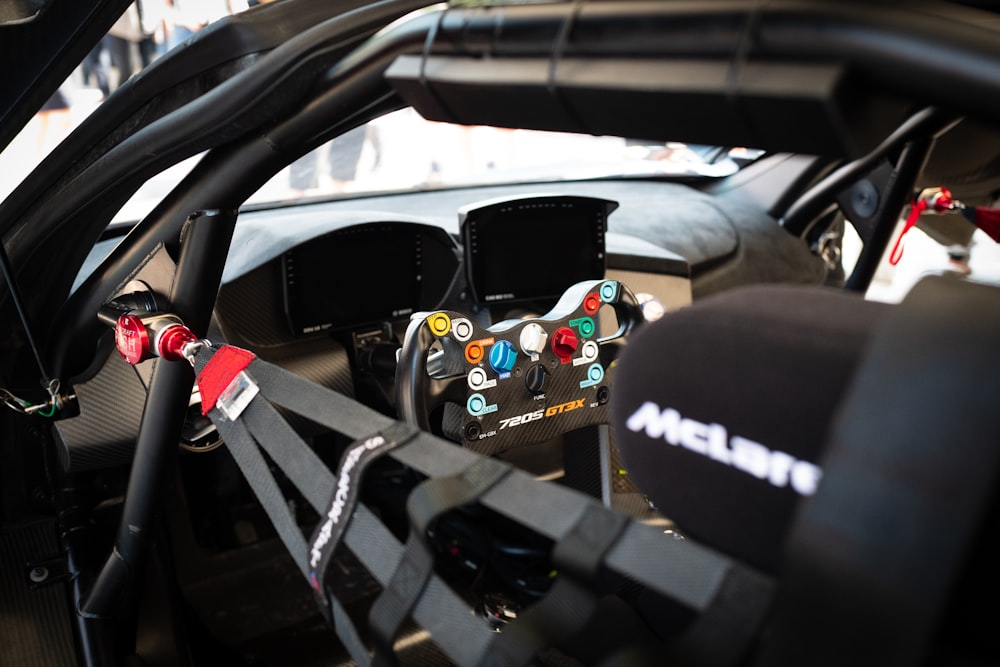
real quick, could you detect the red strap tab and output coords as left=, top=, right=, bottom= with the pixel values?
left=973, top=207, right=1000, bottom=244
left=197, top=346, right=256, bottom=416
left=889, top=198, right=927, bottom=266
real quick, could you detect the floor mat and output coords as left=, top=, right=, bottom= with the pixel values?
left=0, top=519, right=76, bottom=667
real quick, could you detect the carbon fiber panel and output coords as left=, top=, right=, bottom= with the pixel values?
left=217, top=262, right=298, bottom=348
left=216, top=260, right=354, bottom=397
left=53, top=351, right=147, bottom=472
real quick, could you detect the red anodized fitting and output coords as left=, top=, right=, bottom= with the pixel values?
left=114, top=312, right=198, bottom=365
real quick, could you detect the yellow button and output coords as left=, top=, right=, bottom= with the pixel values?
left=428, top=313, right=451, bottom=336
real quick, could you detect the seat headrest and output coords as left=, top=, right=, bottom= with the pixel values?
left=611, top=284, right=888, bottom=573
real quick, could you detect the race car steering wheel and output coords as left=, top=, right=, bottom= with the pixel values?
left=395, top=279, right=645, bottom=456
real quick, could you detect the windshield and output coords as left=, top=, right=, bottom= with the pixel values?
left=0, top=101, right=758, bottom=220
left=0, top=2, right=761, bottom=219
left=246, top=109, right=759, bottom=206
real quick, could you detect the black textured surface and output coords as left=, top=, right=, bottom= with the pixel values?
left=216, top=263, right=354, bottom=397
left=0, top=521, right=76, bottom=667
left=53, top=350, right=146, bottom=472
left=612, top=283, right=888, bottom=573
left=217, top=262, right=306, bottom=349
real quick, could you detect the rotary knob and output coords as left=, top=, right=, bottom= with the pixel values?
left=489, top=340, right=517, bottom=374
left=524, top=364, right=549, bottom=395
left=551, top=326, right=579, bottom=362
left=519, top=323, right=548, bottom=356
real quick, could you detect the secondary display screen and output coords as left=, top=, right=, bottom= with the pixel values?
left=461, top=195, right=616, bottom=304
left=282, top=222, right=458, bottom=334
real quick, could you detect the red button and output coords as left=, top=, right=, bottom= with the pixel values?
left=115, top=314, right=150, bottom=365
left=552, top=327, right=579, bottom=363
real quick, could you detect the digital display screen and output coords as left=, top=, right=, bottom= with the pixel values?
left=462, top=195, right=615, bottom=304
left=282, top=222, right=458, bottom=334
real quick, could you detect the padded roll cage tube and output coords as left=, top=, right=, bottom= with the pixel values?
left=779, top=108, right=960, bottom=236
left=843, top=132, right=940, bottom=293
left=383, top=1, right=1000, bottom=157
left=0, top=0, right=397, bottom=243
left=71, top=0, right=437, bottom=627
left=80, top=210, right=239, bottom=619
left=42, top=2, right=437, bottom=381
left=1, top=0, right=437, bottom=382
left=780, top=108, right=961, bottom=292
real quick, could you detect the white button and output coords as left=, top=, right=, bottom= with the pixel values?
left=468, top=367, right=488, bottom=389
left=453, top=318, right=473, bottom=341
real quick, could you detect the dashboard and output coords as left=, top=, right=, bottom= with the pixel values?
left=212, top=187, right=694, bottom=420
left=57, top=178, right=825, bottom=472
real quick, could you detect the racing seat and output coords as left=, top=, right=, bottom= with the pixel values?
left=610, top=275, right=1000, bottom=664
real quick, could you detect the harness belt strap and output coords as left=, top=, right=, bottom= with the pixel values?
left=308, top=422, right=418, bottom=620
left=332, top=594, right=373, bottom=667
left=193, top=343, right=495, bottom=664
left=247, top=356, right=396, bottom=439
left=368, top=457, right=513, bottom=667
left=345, top=497, right=496, bottom=666
left=190, top=343, right=769, bottom=665
left=659, top=565, right=772, bottom=666
left=210, top=405, right=311, bottom=575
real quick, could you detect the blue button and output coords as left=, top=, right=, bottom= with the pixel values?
left=489, top=340, right=517, bottom=374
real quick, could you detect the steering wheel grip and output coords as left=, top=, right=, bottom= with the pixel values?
left=396, top=279, right=644, bottom=457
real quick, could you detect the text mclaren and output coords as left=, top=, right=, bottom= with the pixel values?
left=625, top=402, right=822, bottom=496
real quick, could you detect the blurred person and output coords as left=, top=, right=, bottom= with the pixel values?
left=107, top=4, right=144, bottom=90
left=35, top=88, right=73, bottom=152
left=164, top=0, right=248, bottom=51
left=81, top=38, right=111, bottom=97
left=164, top=0, right=206, bottom=51
left=136, top=0, right=166, bottom=67
left=289, top=125, right=372, bottom=195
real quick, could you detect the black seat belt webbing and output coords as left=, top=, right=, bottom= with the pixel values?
left=247, top=356, right=396, bottom=439
left=308, top=421, right=419, bottom=616
left=345, top=501, right=497, bottom=666
left=191, top=343, right=759, bottom=665
left=332, top=594, right=372, bottom=667
left=240, top=396, right=336, bottom=511
left=367, top=456, right=513, bottom=667
left=210, top=406, right=311, bottom=575
left=192, top=344, right=495, bottom=663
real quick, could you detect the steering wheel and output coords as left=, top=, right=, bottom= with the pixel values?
left=395, top=279, right=645, bottom=456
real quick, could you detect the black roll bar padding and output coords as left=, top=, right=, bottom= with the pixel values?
left=782, top=108, right=962, bottom=293
left=385, top=1, right=1000, bottom=159
left=0, top=0, right=388, bottom=244
left=38, top=1, right=437, bottom=381
left=843, top=133, right=939, bottom=293
left=0, top=0, right=134, bottom=158
left=66, top=6, right=441, bottom=621
left=0, top=0, right=436, bottom=383
left=81, top=208, right=239, bottom=619
left=780, top=107, right=961, bottom=237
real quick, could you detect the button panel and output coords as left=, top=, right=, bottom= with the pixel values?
left=408, top=279, right=644, bottom=457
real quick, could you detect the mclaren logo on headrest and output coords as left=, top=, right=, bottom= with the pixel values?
left=625, top=402, right=823, bottom=496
